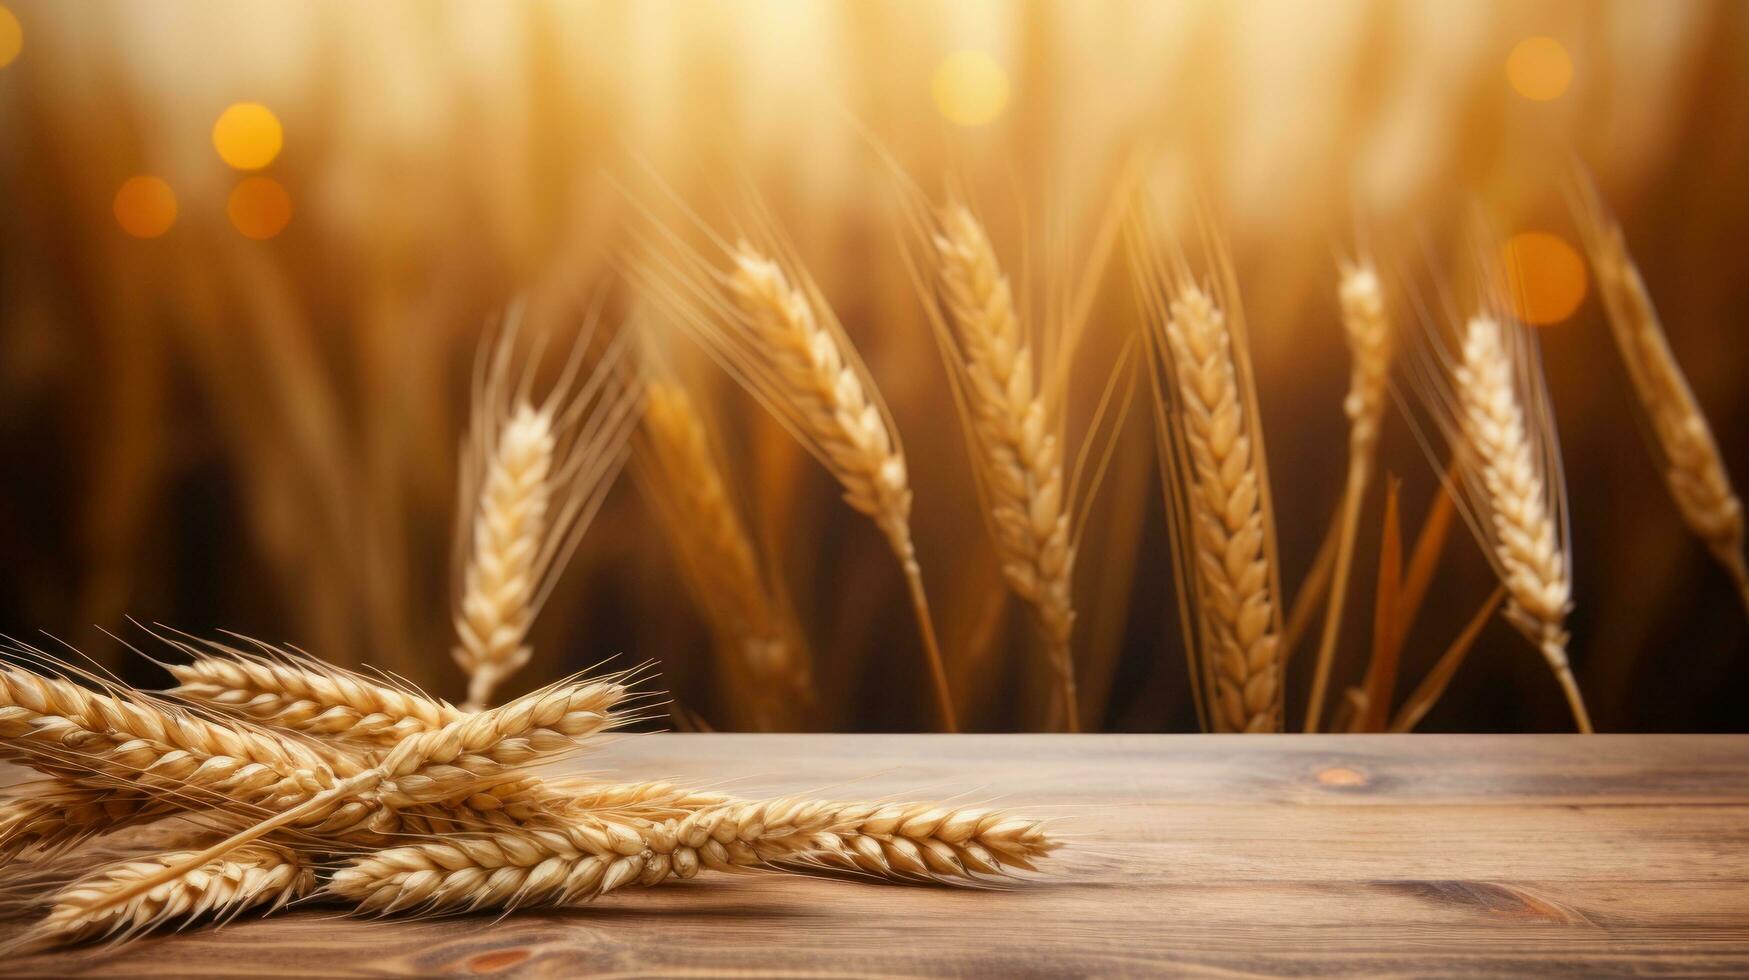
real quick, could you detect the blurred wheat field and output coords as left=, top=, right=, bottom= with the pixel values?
left=1, top=0, right=1745, bottom=733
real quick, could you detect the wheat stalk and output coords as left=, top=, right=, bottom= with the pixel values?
left=0, top=657, right=354, bottom=810
left=7, top=669, right=640, bottom=935
left=637, top=377, right=812, bottom=729
left=324, top=795, right=842, bottom=915
left=0, top=784, right=172, bottom=861
left=1402, top=293, right=1595, bottom=734
left=20, top=843, right=311, bottom=948
left=921, top=202, right=1080, bottom=730
left=165, top=638, right=463, bottom=747
left=1305, top=262, right=1394, bottom=731
left=368, top=674, right=631, bottom=807
left=799, top=799, right=1058, bottom=882
left=1450, top=315, right=1591, bottom=730
left=1128, top=210, right=1286, bottom=733
left=717, top=243, right=955, bottom=729
left=1571, top=184, right=1749, bottom=616
left=454, top=403, right=555, bottom=710
left=525, top=778, right=1058, bottom=883
left=452, top=312, right=641, bottom=710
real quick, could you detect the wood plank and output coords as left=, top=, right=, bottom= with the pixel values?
left=4, top=735, right=1748, bottom=977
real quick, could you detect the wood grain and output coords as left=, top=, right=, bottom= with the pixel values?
left=4, top=734, right=1748, bottom=977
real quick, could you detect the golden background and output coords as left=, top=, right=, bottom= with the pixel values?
left=0, top=0, right=1744, bottom=731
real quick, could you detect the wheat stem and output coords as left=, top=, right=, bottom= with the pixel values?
left=1130, top=213, right=1285, bottom=733
left=1451, top=316, right=1593, bottom=733
left=1306, top=263, right=1392, bottom=732
left=926, top=203, right=1079, bottom=730
left=22, top=843, right=311, bottom=948
left=638, top=378, right=811, bottom=729
left=324, top=796, right=843, bottom=914
left=1571, top=183, right=1749, bottom=620
left=723, top=245, right=957, bottom=730
left=165, top=641, right=462, bottom=747
left=452, top=314, right=639, bottom=710
left=455, top=403, right=553, bottom=710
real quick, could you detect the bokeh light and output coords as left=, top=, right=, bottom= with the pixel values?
left=932, top=50, right=1009, bottom=127
left=0, top=5, right=22, bottom=69
left=112, top=176, right=177, bottom=239
left=227, top=176, right=292, bottom=239
left=212, top=102, right=283, bottom=170
left=1507, top=36, right=1572, bottom=101
left=1502, top=231, right=1587, bottom=325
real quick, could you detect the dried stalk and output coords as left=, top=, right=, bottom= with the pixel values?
left=20, top=843, right=311, bottom=948
left=1128, top=207, right=1286, bottom=732
left=452, top=312, right=640, bottom=710
left=1306, top=262, right=1393, bottom=731
left=637, top=376, right=812, bottom=730
left=916, top=201, right=1079, bottom=730
left=1571, top=181, right=1749, bottom=617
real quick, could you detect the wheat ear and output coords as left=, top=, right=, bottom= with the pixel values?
left=0, top=656, right=351, bottom=809
left=323, top=796, right=843, bottom=915
left=20, top=843, right=310, bottom=948
left=630, top=219, right=956, bottom=728
left=1451, top=316, right=1591, bottom=730
left=1128, top=210, right=1286, bottom=733
left=529, top=778, right=1058, bottom=883
left=1403, top=293, right=1594, bottom=734
left=1571, top=184, right=1749, bottom=616
left=920, top=203, right=1080, bottom=730
left=637, top=377, right=812, bottom=729
left=452, top=311, right=641, bottom=710
left=1305, top=262, right=1394, bottom=731
left=164, top=637, right=463, bottom=746
left=797, top=799, right=1058, bottom=882
left=723, top=245, right=954, bottom=728
left=1, top=784, right=170, bottom=860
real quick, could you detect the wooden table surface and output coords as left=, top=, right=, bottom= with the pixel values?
left=5, top=734, right=1748, bottom=977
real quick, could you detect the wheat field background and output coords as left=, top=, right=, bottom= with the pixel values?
left=0, top=0, right=1745, bottom=733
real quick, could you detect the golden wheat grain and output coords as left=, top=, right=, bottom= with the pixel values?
left=165, top=641, right=463, bottom=747
left=800, top=799, right=1059, bottom=882
left=21, top=843, right=311, bottom=948
left=370, top=675, right=631, bottom=807
left=0, top=658, right=351, bottom=808
left=15, top=670, right=639, bottom=935
left=716, top=242, right=956, bottom=729
left=520, top=778, right=1058, bottom=883
left=324, top=795, right=843, bottom=915
left=1572, top=186, right=1749, bottom=616
left=638, top=377, right=812, bottom=729
left=452, top=315, right=641, bottom=710
left=0, top=784, right=171, bottom=860
left=454, top=403, right=555, bottom=710
left=1129, top=212, right=1286, bottom=733
left=1305, top=261, right=1394, bottom=731
left=926, top=203, right=1080, bottom=730
left=1448, top=315, right=1593, bottom=732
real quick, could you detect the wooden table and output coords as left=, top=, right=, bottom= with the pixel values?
left=6, top=734, right=1748, bottom=977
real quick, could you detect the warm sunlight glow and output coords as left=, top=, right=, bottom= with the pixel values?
left=228, top=176, right=292, bottom=239
left=1507, top=36, right=1572, bottom=101
left=0, top=5, right=22, bottom=69
left=932, top=50, right=1009, bottom=127
left=1502, top=231, right=1587, bottom=325
left=112, top=176, right=177, bottom=238
left=212, top=102, right=284, bottom=170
